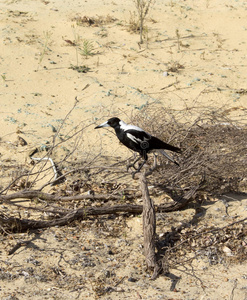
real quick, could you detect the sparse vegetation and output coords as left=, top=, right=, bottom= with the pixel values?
left=2, top=1, right=247, bottom=298
left=69, top=26, right=94, bottom=71
left=80, top=39, right=95, bottom=58
left=167, top=60, right=185, bottom=73
left=69, top=64, right=91, bottom=73
left=37, top=30, right=52, bottom=70
left=128, top=11, right=141, bottom=34
left=132, top=0, right=155, bottom=44
left=71, top=15, right=117, bottom=27
left=176, top=28, right=180, bottom=51
left=71, top=25, right=80, bottom=67
left=213, top=32, right=226, bottom=49
left=1, top=74, right=6, bottom=82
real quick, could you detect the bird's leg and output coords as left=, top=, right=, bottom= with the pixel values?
left=144, top=153, right=158, bottom=176
left=131, top=159, right=147, bottom=179
left=151, top=153, right=157, bottom=170
left=132, top=153, right=157, bottom=178
left=127, top=155, right=142, bottom=171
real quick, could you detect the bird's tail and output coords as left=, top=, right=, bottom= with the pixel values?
left=159, top=150, right=180, bottom=166
left=150, top=136, right=181, bottom=153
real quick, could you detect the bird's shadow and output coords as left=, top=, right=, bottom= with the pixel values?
left=165, top=272, right=181, bottom=291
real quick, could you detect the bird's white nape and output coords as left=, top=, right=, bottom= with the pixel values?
left=119, top=120, right=145, bottom=132
left=119, top=120, right=128, bottom=130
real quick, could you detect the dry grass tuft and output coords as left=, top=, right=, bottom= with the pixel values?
left=71, top=15, right=118, bottom=27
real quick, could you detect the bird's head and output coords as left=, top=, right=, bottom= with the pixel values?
left=95, top=117, right=121, bottom=129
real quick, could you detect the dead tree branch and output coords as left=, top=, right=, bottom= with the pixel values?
left=0, top=190, right=130, bottom=203
left=139, top=171, right=162, bottom=279
left=0, top=205, right=141, bottom=232
left=0, top=187, right=196, bottom=208
left=0, top=185, right=198, bottom=233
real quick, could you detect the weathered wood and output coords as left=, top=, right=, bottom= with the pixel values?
left=0, top=189, right=196, bottom=212
left=139, top=171, right=163, bottom=279
left=139, top=172, right=156, bottom=268
left=0, top=190, right=127, bottom=202
left=0, top=205, right=142, bottom=232
left=0, top=187, right=198, bottom=235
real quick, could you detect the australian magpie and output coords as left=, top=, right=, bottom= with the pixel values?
left=95, top=117, right=181, bottom=175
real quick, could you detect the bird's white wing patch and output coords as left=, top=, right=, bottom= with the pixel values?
left=126, top=132, right=150, bottom=144
left=126, top=133, right=142, bottom=144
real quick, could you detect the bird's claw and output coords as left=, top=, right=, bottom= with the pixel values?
left=127, top=161, right=141, bottom=178
left=126, top=164, right=132, bottom=172
left=127, top=163, right=138, bottom=171
left=131, top=170, right=139, bottom=179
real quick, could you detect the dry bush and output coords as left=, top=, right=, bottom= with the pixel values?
left=1, top=103, right=246, bottom=211
left=132, top=105, right=247, bottom=198
left=131, top=104, right=247, bottom=271
left=132, top=0, right=155, bottom=44
left=131, top=105, right=247, bottom=271
left=128, top=11, right=141, bottom=34
left=160, top=218, right=247, bottom=272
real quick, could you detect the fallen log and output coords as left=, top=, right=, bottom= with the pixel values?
left=0, top=187, right=198, bottom=233
left=0, top=190, right=128, bottom=202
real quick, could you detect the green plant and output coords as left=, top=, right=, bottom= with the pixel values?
left=70, top=26, right=94, bottom=67
left=1, top=74, right=6, bottom=82
left=80, top=39, right=95, bottom=59
left=69, top=27, right=94, bottom=72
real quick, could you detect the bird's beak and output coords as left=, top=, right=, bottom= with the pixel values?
left=95, top=121, right=110, bottom=129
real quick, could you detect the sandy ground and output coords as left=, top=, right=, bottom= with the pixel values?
left=1, top=0, right=247, bottom=299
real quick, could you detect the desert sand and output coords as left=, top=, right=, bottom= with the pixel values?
left=1, top=0, right=247, bottom=299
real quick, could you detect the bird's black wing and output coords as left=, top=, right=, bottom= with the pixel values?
left=116, top=129, right=151, bottom=155
left=125, top=129, right=151, bottom=145
left=125, top=130, right=181, bottom=153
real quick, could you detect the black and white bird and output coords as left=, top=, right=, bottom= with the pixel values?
left=95, top=117, right=181, bottom=175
